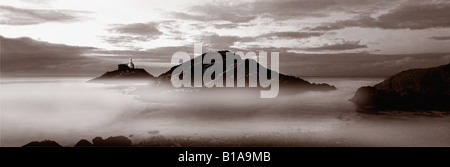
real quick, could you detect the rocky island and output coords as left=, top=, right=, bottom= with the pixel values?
left=88, top=58, right=156, bottom=83
left=87, top=51, right=336, bottom=96
left=157, top=50, right=336, bottom=95
left=349, top=63, right=450, bottom=110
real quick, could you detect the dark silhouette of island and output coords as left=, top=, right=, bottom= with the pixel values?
left=350, top=63, right=450, bottom=110
left=88, top=58, right=156, bottom=83
left=23, top=140, right=62, bottom=147
left=157, top=50, right=336, bottom=94
left=86, top=51, right=335, bottom=95
left=74, top=139, right=93, bottom=147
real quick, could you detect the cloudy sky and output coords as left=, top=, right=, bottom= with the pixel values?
left=1, top=0, right=450, bottom=77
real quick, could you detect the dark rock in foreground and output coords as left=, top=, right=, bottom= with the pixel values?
left=350, top=63, right=450, bottom=110
left=91, top=136, right=132, bottom=146
left=157, top=50, right=336, bottom=94
left=22, top=136, right=133, bottom=147
left=23, top=140, right=62, bottom=147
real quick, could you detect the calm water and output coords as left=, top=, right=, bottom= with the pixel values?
left=1, top=77, right=449, bottom=146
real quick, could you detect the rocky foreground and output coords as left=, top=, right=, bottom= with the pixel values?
left=349, top=63, right=450, bottom=110
left=23, top=136, right=132, bottom=147
left=21, top=134, right=354, bottom=147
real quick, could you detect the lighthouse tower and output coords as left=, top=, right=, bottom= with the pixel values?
left=128, top=57, right=135, bottom=69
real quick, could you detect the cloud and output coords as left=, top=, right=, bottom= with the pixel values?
left=20, top=0, right=54, bottom=4
left=213, top=23, right=243, bottom=29
left=311, top=2, right=450, bottom=30
left=303, top=40, right=367, bottom=51
left=109, top=22, right=162, bottom=36
left=430, top=36, right=450, bottom=41
left=172, top=0, right=398, bottom=24
left=0, top=36, right=190, bottom=77
left=310, top=15, right=371, bottom=31
left=103, top=35, right=149, bottom=44
left=104, top=22, right=163, bottom=49
left=0, top=36, right=102, bottom=77
left=172, top=11, right=256, bottom=23
left=0, top=5, right=85, bottom=25
left=102, top=35, right=151, bottom=50
left=249, top=0, right=340, bottom=19
left=252, top=0, right=400, bottom=17
left=374, top=2, right=450, bottom=29
left=258, top=31, right=323, bottom=39
left=279, top=52, right=450, bottom=77
left=200, top=33, right=240, bottom=50
left=199, top=33, right=253, bottom=50
left=191, top=31, right=324, bottom=52
left=2, top=36, right=449, bottom=77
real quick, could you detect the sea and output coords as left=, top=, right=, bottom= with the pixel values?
left=1, top=77, right=449, bottom=146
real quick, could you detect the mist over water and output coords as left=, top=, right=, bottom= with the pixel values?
left=1, top=77, right=449, bottom=146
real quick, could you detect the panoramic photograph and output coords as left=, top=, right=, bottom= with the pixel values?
left=1, top=0, right=449, bottom=147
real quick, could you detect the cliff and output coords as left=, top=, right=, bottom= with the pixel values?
left=349, top=63, right=450, bottom=110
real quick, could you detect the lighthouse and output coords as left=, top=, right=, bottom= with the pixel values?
left=128, top=57, right=135, bottom=69
left=118, top=57, right=136, bottom=71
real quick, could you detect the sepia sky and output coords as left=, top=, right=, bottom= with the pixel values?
left=1, top=0, right=450, bottom=77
